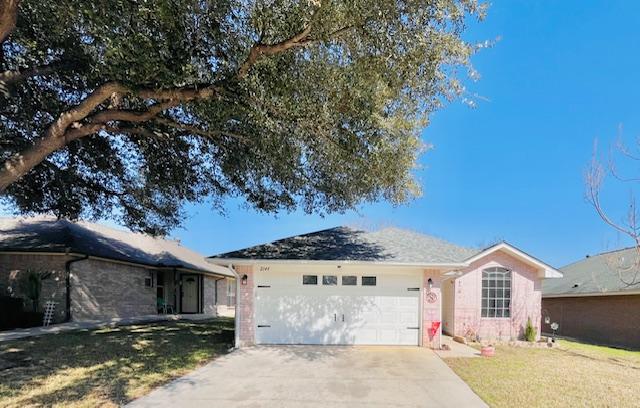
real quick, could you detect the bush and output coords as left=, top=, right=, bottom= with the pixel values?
left=524, top=317, right=537, bottom=342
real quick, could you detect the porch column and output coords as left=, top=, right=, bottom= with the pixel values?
left=235, top=265, right=255, bottom=346
left=422, top=270, right=442, bottom=349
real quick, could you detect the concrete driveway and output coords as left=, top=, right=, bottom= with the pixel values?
left=128, top=346, right=487, bottom=407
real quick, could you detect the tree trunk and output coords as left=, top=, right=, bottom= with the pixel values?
left=0, top=0, right=20, bottom=45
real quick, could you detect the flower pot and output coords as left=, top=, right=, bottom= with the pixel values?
left=480, top=345, right=495, bottom=357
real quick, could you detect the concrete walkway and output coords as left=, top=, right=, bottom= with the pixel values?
left=0, top=314, right=215, bottom=342
left=128, top=346, right=487, bottom=408
left=435, top=335, right=482, bottom=358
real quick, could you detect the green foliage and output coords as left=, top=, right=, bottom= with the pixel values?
left=524, top=317, right=537, bottom=342
left=1, top=0, right=486, bottom=234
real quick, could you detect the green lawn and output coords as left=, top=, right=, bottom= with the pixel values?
left=443, top=340, right=640, bottom=407
left=0, top=318, right=234, bottom=407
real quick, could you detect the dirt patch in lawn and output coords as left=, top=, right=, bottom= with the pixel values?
left=443, top=340, right=640, bottom=407
left=0, top=318, right=234, bottom=407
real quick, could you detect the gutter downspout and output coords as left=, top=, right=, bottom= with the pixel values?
left=227, top=264, right=240, bottom=349
left=64, top=251, right=89, bottom=322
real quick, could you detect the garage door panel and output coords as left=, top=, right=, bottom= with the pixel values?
left=255, top=270, right=422, bottom=346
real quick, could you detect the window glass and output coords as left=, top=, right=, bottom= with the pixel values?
left=341, top=276, right=357, bottom=286
left=481, top=267, right=511, bottom=318
left=303, top=275, right=318, bottom=285
left=362, top=276, right=377, bottom=286
left=323, top=275, right=337, bottom=285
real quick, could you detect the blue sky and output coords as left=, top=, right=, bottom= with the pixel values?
left=171, top=1, right=640, bottom=267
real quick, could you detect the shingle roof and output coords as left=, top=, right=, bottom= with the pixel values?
left=209, top=226, right=479, bottom=264
left=543, top=247, right=640, bottom=296
left=0, top=217, right=232, bottom=276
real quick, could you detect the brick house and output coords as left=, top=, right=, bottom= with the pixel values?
left=0, top=217, right=234, bottom=323
left=208, top=226, right=562, bottom=348
left=543, top=247, right=640, bottom=349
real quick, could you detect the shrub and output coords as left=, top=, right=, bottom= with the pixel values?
left=524, top=317, right=537, bottom=342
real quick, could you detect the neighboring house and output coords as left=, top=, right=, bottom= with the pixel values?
left=542, top=247, right=640, bottom=349
left=0, top=217, right=234, bottom=323
left=208, top=226, right=562, bottom=348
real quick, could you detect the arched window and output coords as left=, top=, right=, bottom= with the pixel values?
left=481, top=267, right=511, bottom=318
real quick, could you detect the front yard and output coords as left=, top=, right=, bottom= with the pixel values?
left=0, top=318, right=234, bottom=407
left=443, top=340, right=640, bottom=407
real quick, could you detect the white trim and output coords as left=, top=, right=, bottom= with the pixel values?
left=208, top=258, right=466, bottom=269
left=463, top=242, right=563, bottom=279
left=543, top=290, right=640, bottom=298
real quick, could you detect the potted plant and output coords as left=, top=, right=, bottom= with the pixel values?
left=480, top=344, right=495, bottom=357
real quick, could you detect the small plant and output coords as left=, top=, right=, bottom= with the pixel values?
left=464, top=327, right=478, bottom=343
left=524, top=317, right=537, bottom=342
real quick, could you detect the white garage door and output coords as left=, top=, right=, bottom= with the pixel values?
left=254, top=268, right=421, bottom=345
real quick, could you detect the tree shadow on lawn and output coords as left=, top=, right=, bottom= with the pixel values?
left=0, top=319, right=234, bottom=407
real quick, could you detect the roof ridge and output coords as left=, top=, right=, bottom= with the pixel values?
left=373, top=225, right=478, bottom=249
left=561, top=246, right=638, bottom=269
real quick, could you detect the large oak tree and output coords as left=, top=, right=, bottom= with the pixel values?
left=0, top=0, right=484, bottom=234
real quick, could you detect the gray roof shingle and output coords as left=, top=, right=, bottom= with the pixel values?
left=543, top=247, right=640, bottom=296
left=0, top=217, right=232, bottom=276
left=210, top=226, right=479, bottom=264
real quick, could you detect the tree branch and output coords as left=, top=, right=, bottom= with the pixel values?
left=0, top=0, right=20, bottom=45
left=88, top=100, right=179, bottom=124
left=0, top=82, right=124, bottom=191
left=0, top=81, right=225, bottom=191
left=238, top=25, right=313, bottom=79
left=0, top=61, right=69, bottom=95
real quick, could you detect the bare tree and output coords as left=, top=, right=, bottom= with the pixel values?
left=586, top=137, right=640, bottom=286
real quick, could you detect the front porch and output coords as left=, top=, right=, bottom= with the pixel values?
left=155, top=270, right=233, bottom=316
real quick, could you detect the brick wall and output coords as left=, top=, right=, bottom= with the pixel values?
left=216, top=278, right=228, bottom=306
left=203, top=275, right=217, bottom=316
left=235, top=265, right=254, bottom=346
left=542, top=295, right=640, bottom=349
left=215, top=277, right=236, bottom=317
left=0, top=253, right=68, bottom=323
left=70, top=258, right=156, bottom=320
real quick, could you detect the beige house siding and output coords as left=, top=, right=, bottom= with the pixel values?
left=0, top=253, right=68, bottom=323
left=70, top=258, right=156, bottom=320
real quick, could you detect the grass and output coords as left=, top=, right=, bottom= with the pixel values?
left=0, top=318, right=234, bottom=407
left=443, top=340, right=640, bottom=407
